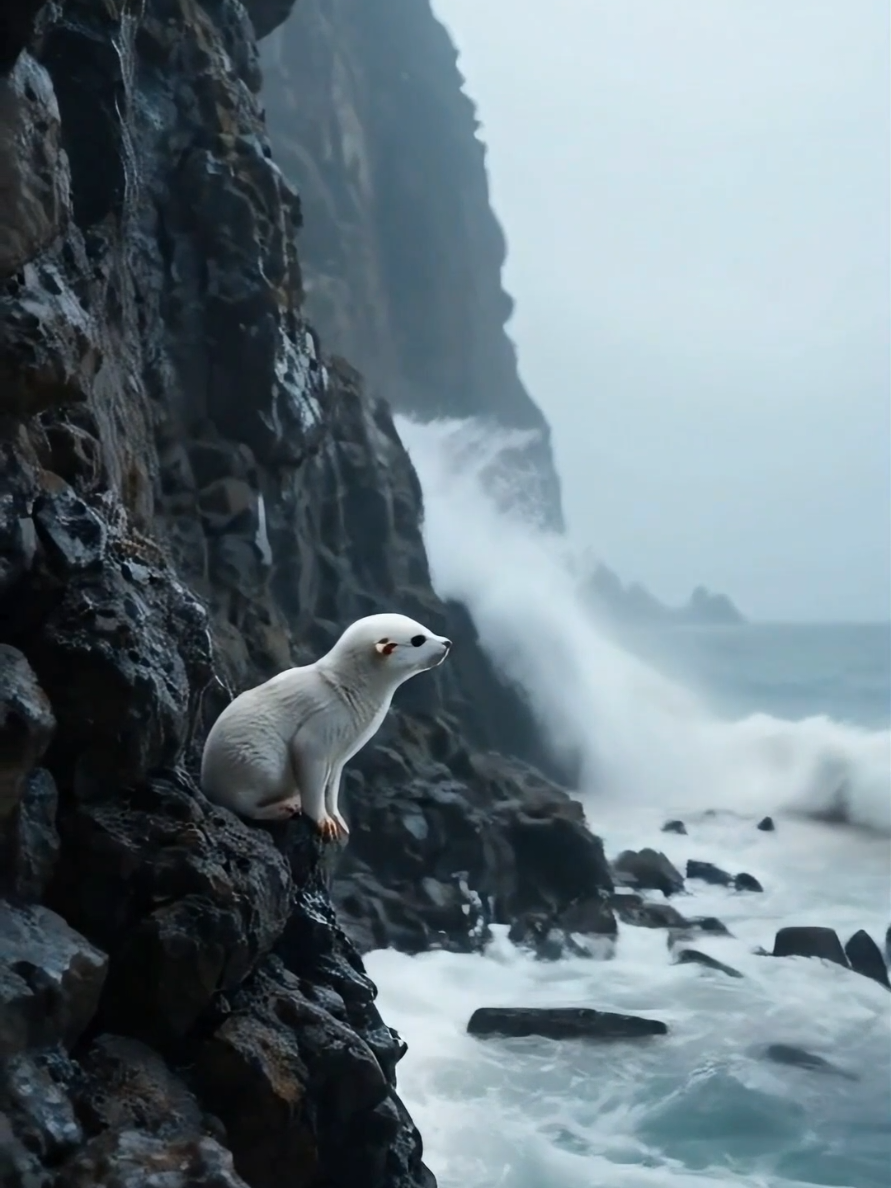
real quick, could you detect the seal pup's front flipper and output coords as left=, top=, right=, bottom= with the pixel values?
left=324, top=763, right=350, bottom=840
left=290, top=740, right=341, bottom=842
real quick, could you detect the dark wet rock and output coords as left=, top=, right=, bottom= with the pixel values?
left=686, top=859, right=732, bottom=887
left=0, top=645, right=55, bottom=823
left=772, top=926, right=849, bottom=968
left=0, top=1109, right=50, bottom=1188
left=0, top=767, right=60, bottom=901
left=194, top=954, right=425, bottom=1188
left=661, top=819, right=687, bottom=834
left=507, top=910, right=609, bottom=962
left=558, top=896, right=618, bottom=938
left=689, top=916, right=733, bottom=936
left=844, top=930, right=890, bottom=989
left=756, top=816, right=775, bottom=832
left=467, top=1007, right=668, bottom=1042
left=0, top=1051, right=83, bottom=1165
left=0, top=901, right=107, bottom=1056
left=55, top=1130, right=252, bottom=1188
left=885, top=924, right=891, bottom=964
left=26, top=561, right=212, bottom=784
left=686, top=860, right=762, bottom=893
left=762, top=1043, right=858, bottom=1081
left=74, top=1034, right=209, bottom=1140
left=612, top=894, right=689, bottom=930
left=32, top=482, right=107, bottom=578
left=667, top=918, right=734, bottom=949
left=674, top=949, right=744, bottom=978
left=733, top=872, right=763, bottom=893
left=0, top=50, right=69, bottom=274
left=503, top=790, right=614, bottom=912
left=613, top=848, right=684, bottom=897
left=50, top=773, right=293, bottom=1048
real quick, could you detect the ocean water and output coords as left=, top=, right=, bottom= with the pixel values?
left=366, top=417, right=891, bottom=1188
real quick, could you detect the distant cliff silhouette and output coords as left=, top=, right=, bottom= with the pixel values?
left=577, top=559, right=746, bottom=626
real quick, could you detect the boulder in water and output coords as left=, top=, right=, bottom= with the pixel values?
left=772, top=926, right=849, bottom=967
left=885, top=924, right=891, bottom=964
left=612, top=848, right=685, bottom=897
left=661, top=819, right=687, bottom=835
left=612, top=894, right=688, bottom=930
left=686, top=859, right=732, bottom=886
left=674, top=948, right=744, bottom=978
left=688, top=916, right=732, bottom=936
left=756, top=816, right=775, bottom=832
left=844, top=930, right=890, bottom=989
left=762, top=1043, right=858, bottom=1081
left=467, top=1007, right=668, bottom=1042
left=507, top=913, right=593, bottom=962
left=733, top=872, right=764, bottom=893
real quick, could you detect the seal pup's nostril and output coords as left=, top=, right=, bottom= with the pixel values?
left=442, top=638, right=452, bottom=650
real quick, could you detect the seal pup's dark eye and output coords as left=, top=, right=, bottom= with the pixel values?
left=410, top=634, right=426, bottom=647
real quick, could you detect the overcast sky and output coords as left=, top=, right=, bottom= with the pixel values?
left=432, top=0, right=890, bottom=622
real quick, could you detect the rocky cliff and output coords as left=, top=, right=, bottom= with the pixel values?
left=0, top=3, right=612, bottom=1187
left=259, top=0, right=564, bottom=527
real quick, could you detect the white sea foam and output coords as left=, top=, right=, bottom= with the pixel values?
left=368, top=415, right=891, bottom=1188
left=396, top=415, right=891, bottom=835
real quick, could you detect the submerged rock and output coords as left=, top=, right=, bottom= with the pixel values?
left=686, top=859, right=732, bottom=886
left=733, top=872, right=763, bottom=893
left=612, top=894, right=731, bottom=941
left=762, top=1043, right=858, bottom=1081
left=612, top=894, right=688, bottom=930
left=507, top=899, right=615, bottom=962
left=661, top=819, right=687, bottom=835
left=772, top=926, right=849, bottom=968
left=613, top=848, right=685, bottom=897
left=844, top=930, right=891, bottom=989
left=467, top=1007, right=668, bottom=1042
left=674, top=949, right=743, bottom=978
left=685, top=860, right=762, bottom=894
left=756, top=816, right=775, bottom=832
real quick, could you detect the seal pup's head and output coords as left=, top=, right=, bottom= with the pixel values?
left=324, top=612, right=452, bottom=686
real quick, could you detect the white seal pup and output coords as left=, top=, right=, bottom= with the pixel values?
left=200, top=612, right=451, bottom=841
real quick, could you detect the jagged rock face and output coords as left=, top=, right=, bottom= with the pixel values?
left=0, top=2, right=610, bottom=1185
left=260, top=0, right=564, bottom=527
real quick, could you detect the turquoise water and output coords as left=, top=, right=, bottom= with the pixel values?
left=616, top=622, right=891, bottom=730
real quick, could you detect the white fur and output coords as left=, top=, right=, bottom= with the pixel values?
left=200, top=613, right=451, bottom=840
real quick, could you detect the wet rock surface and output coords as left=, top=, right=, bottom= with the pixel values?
left=467, top=1007, right=668, bottom=1042
left=674, top=949, right=743, bottom=979
left=772, top=926, right=849, bottom=968
left=612, top=849, right=685, bottom=897
left=844, top=929, right=890, bottom=989
left=0, top=901, right=107, bottom=1056
left=0, top=2, right=611, bottom=1185
left=686, top=859, right=732, bottom=887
